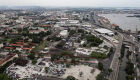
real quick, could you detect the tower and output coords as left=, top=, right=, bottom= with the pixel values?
left=136, top=26, right=138, bottom=34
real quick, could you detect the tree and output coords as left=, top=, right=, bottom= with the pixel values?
left=108, top=47, right=114, bottom=57
left=71, top=58, right=76, bottom=64
left=86, top=35, right=103, bottom=47
left=0, top=60, right=13, bottom=73
left=103, top=45, right=108, bottom=50
left=90, top=52, right=107, bottom=59
left=32, top=60, right=37, bottom=65
left=51, top=54, right=60, bottom=61
left=69, top=30, right=76, bottom=36
left=98, top=62, right=104, bottom=71
left=96, top=72, right=103, bottom=80
left=126, top=75, right=134, bottom=80
left=126, top=50, right=132, bottom=59
left=54, top=37, right=62, bottom=41
left=125, top=61, right=134, bottom=75
left=121, top=44, right=125, bottom=58
left=0, top=74, right=12, bottom=80
left=66, top=76, right=77, bottom=80
left=83, top=44, right=87, bottom=47
left=46, top=31, right=51, bottom=35
left=108, top=68, right=113, bottom=76
left=28, top=53, right=35, bottom=60
left=45, top=67, right=49, bottom=73
left=78, top=29, right=84, bottom=33
left=7, top=39, right=12, bottom=43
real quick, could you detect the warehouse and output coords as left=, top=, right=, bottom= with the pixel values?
left=94, top=28, right=114, bottom=36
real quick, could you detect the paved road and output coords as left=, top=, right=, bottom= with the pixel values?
left=90, top=13, right=140, bottom=80
left=109, top=33, right=123, bottom=80
left=90, top=13, right=123, bottom=80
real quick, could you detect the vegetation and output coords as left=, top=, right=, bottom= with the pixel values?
left=107, top=47, right=114, bottom=57
left=51, top=51, right=75, bottom=63
left=103, top=45, right=109, bottom=50
left=138, top=31, right=140, bottom=34
left=126, top=75, right=134, bottom=80
left=90, top=52, right=107, bottom=59
left=98, top=62, right=104, bottom=71
left=136, top=54, right=139, bottom=62
left=32, top=60, right=37, bottom=65
left=53, top=37, right=62, bottom=41
left=121, top=44, right=125, bottom=58
left=0, top=74, right=12, bottom=80
left=83, top=44, right=87, bottom=47
left=69, top=30, right=76, bottom=36
left=0, top=59, right=16, bottom=73
left=55, top=41, right=65, bottom=49
left=126, top=50, right=132, bottom=59
left=125, top=61, right=134, bottom=75
left=96, top=72, right=103, bottom=80
left=34, top=39, right=48, bottom=51
left=78, top=29, right=84, bottom=33
left=86, top=35, right=103, bottom=47
left=66, top=76, right=77, bottom=80
left=108, top=68, right=113, bottom=76
left=28, top=32, right=48, bottom=43
left=28, top=53, right=35, bottom=60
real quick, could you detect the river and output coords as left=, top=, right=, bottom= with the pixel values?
left=99, top=14, right=140, bottom=32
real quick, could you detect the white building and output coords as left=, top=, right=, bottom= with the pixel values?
left=76, top=48, right=92, bottom=55
left=59, top=30, right=68, bottom=38
left=94, top=28, right=114, bottom=36
left=0, top=43, right=3, bottom=48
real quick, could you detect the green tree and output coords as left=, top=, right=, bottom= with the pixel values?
left=86, top=35, right=103, bottom=47
left=125, top=61, right=134, bottom=75
left=78, top=29, right=84, bottom=33
left=32, top=60, right=37, bottom=65
left=66, top=76, right=77, bottom=80
left=121, top=44, right=125, bottom=58
left=0, top=74, right=12, bottom=80
left=96, top=72, right=103, bottom=80
left=108, top=68, right=113, bottom=76
left=98, top=62, right=104, bottom=71
left=126, top=75, right=134, bottom=80
left=69, top=30, right=76, bottom=36
left=28, top=53, right=35, bottom=60
left=108, top=47, right=114, bottom=57
left=90, top=52, right=107, bottom=59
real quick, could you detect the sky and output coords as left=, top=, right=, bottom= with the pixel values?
left=0, top=0, right=140, bottom=7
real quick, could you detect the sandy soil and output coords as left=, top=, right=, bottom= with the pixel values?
left=61, top=65, right=100, bottom=80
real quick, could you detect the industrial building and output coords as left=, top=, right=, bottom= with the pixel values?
left=94, top=28, right=114, bottom=36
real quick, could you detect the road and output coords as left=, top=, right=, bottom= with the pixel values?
left=109, top=33, right=123, bottom=80
left=89, top=12, right=140, bottom=80
left=89, top=12, right=123, bottom=80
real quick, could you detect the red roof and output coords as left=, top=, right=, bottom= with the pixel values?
left=113, top=24, right=119, bottom=27
left=10, top=44, right=23, bottom=47
left=0, top=54, right=16, bottom=66
left=23, top=48, right=33, bottom=50
left=5, top=47, right=14, bottom=50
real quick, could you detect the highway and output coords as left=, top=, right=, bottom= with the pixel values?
left=89, top=12, right=140, bottom=80
left=89, top=12, right=123, bottom=80
left=109, top=33, right=123, bottom=80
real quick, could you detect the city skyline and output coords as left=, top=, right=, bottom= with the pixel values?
left=0, top=0, right=140, bottom=7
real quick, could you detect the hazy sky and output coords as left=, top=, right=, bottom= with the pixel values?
left=0, top=0, right=140, bottom=7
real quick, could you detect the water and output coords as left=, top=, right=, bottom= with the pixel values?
left=99, top=14, right=140, bottom=31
